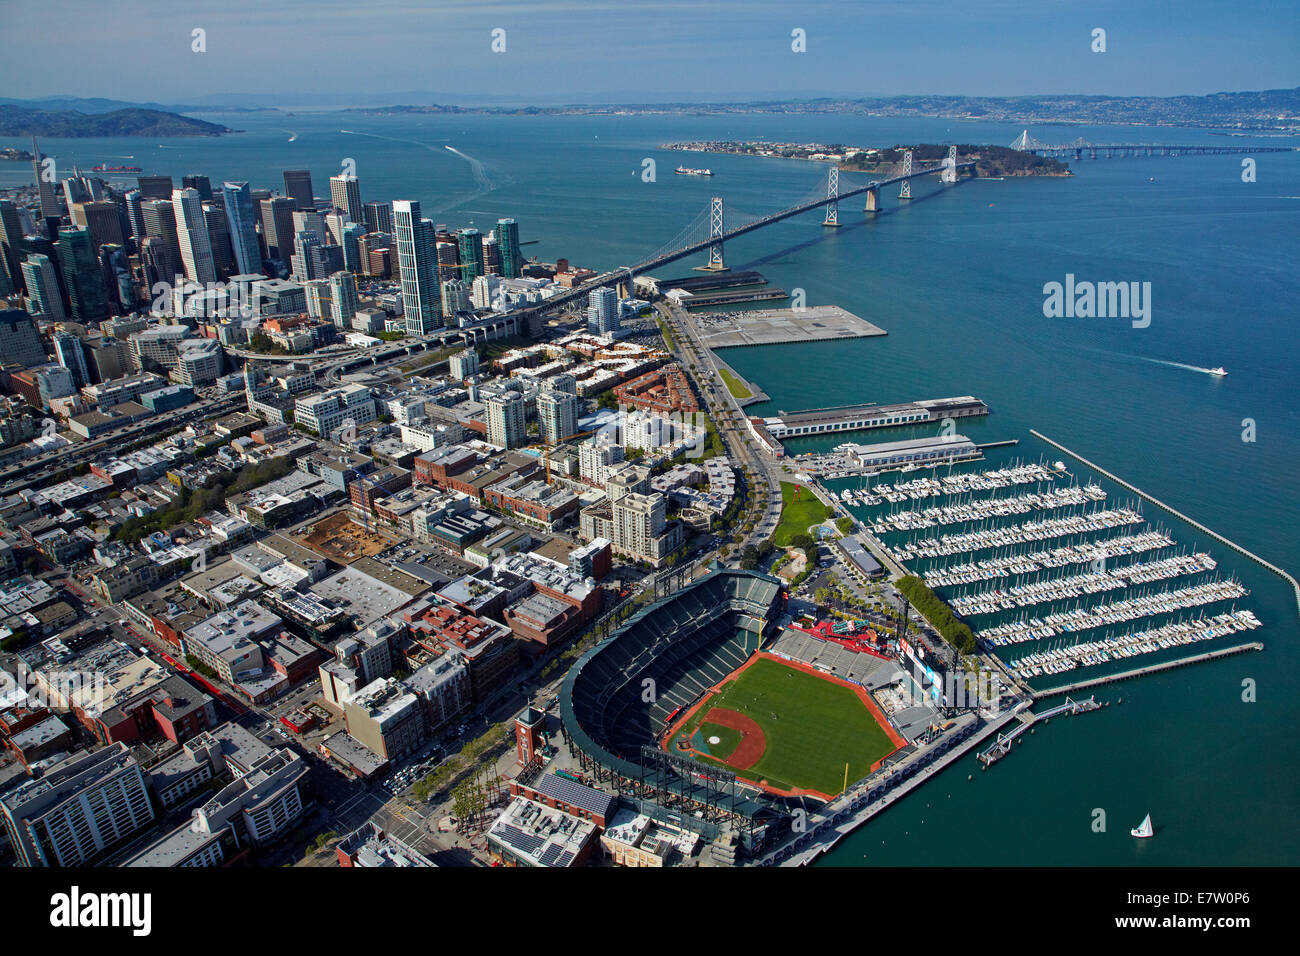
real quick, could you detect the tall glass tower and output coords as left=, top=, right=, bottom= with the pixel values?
left=456, top=228, right=485, bottom=283
left=220, top=181, right=264, bottom=276
left=393, top=200, right=442, bottom=333
left=496, top=218, right=523, bottom=279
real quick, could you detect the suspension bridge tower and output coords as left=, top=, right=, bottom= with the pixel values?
left=940, top=145, right=958, bottom=185
left=899, top=149, right=913, bottom=202
left=697, top=196, right=728, bottom=272
left=822, top=165, right=840, bottom=227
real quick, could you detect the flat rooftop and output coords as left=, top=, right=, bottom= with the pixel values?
left=694, top=305, right=886, bottom=349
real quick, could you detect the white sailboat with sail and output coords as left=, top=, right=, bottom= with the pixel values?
left=1131, top=813, right=1154, bottom=838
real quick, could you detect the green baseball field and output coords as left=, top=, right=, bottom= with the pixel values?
left=677, top=656, right=900, bottom=797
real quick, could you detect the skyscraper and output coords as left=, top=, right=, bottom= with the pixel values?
left=538, top=387, right=579, bottom=443
left=20, top=255, right=66, bottom=320
left=496, top=218, right=523, bottom=279
left=340, top=221, right=365, bottom=273
left=0, top=199, right=26, bottom=296
left=70, top=201, right=125, bottom=252
left=136, top=174, right=174, bottom=200
left=0, top=309, right=49, bottom=368
left=203, top=202, right=237, bottom=278
left=456, top=228, right=485, bottom=282
left=291, top=230, right=322, bottom=282
left=328, top=271, right=359, bottom=330
left=31, top=137, right=61, bottom=220
left=486, top=391, right=527, bottom=450
left=259, top=197, right=296, bottom=265
left=181, top=174, right=213, bottom=201
left=363, top=200, right=393, bottom=235
left=292, top=209, right=326, bottom=244
left=220, top=182, right=263, bottom=276
left=53, top=332, right=89, bottom=387
left=172, top=188, right=217, bottom=284
left=324, top=210, right=348, bottom=247
left=283, top=169, right=315, bottom=210
left=586, top=286, right=620, bottom=334
left=482, top=234, right=500, bottom=275
left=329, top=173, right=363, bottom=224
left=392, top=200, right=442, bottom=334
left=435, top=237, right=460, bottom=283
left=124, top=190, right=146, bottom=241
left=56, top=228, right=110, bottom=322
left=141, top=199, right=182, bottom=283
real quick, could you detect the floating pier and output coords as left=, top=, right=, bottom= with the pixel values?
left=1029, top=641, right=1264, bottom=699
left=977, top=695, right=1102, bottom=766
left=1031, top=429, right=1299, bottom=619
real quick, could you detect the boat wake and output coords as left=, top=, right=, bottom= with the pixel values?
left=331, top=131, right=510, bottom=212
left=1133, top=356, right=1226, bottom=377
left=1080, top=346, right=1226, bottom=378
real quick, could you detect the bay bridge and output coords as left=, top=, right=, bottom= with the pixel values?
left=521, top=147, right=975, bottom=318
left=1009, top=129, right=1294, bottom=161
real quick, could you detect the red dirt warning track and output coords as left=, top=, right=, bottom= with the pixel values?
left=700, top=708, right=765, bottom=770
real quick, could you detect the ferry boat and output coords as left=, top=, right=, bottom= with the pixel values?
left=1208, top=366, right=1227, bottom=376
left=91, top=163, right=142, bottom=172
left=675, top=166, right=713, bottom=176
left=1131, top=813, right=1154, bottom=838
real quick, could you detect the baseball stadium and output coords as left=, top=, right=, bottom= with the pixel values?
left=560, top=567, right=929, bottom=856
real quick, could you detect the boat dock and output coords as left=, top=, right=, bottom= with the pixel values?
left=977, top=695, right=1103, bottom=766
left=1029, top=641, right=1263, bottom=699
left=763, top=396, right=987, bottom=441
left=1031, top=429, right=1299, bottom=619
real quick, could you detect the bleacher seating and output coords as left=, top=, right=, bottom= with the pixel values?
left=562, top=569, right=782, bottom=775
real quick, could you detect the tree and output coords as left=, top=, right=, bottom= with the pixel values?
left=814, top=587, right=830, bottom=605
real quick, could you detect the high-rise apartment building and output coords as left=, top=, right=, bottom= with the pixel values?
left=486, top=391, right=527, bottom=450
left=393, top=200, right=442, bottom=334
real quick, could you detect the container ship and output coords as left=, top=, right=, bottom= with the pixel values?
left=91, top=163, right=142, bottom=173
left=675, top=166, right=714, bottom=176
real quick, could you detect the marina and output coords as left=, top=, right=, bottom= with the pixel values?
left=978, top=578, right=1249, bottom=646
left=1004, top=609, right=1261, bottom=679
left=869, top=483, right=1108, bottom=533
left=1030, top=640, right=1265, bottom=699
left=923, top=531, right=1178, bottom=587
left=948, top=551, right=1218, bottom=615
left=835, top=439, right=1271, bottom=718
left=891, top=507, right=1147, bottom=560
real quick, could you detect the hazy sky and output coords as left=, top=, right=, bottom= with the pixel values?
left=2, top=0, right=1296, bottom=105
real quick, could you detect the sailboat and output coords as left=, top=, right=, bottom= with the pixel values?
left=1131, top=813, right=1154, bottom=838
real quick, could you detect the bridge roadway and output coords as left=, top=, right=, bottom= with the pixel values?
left=519, top=160, right=975, bottom=320
left=1027, top=143, right=1293, bottom=160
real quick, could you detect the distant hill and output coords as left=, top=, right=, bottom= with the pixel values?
left=347, top=87, right=1300, bottom=130
left=0, top=106, right=235, bottom=137
left=0, top=96, right=271, bottom=114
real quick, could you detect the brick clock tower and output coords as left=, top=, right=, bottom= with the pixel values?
left=515, top=706, right=546, bottom=766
